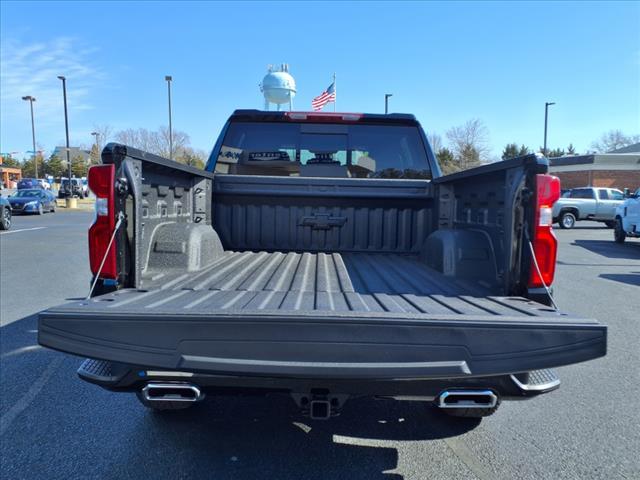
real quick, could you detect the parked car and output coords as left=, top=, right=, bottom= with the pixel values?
left=58, top=178, right=85, bottom=198
left=552, top=187, right=625, bottom=229
left=17, top=178, right=43, bottom=190
left=9, top=189, right=56, bottom=214
left=0, top=194, right=11, bottom=230
left=614, top=187, right=640, bottom=243
left=81, top=178, right=90, bottom=197
left=37, top=178, right=51, bottom=190
left=38, top=110, right=606, bottom=421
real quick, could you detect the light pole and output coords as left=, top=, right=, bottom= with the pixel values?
left=58, top=75, right=73, bottom=204
left=21, top=95, right=37, bottom=178
left=91, top=131, right=100, bottom=164
left=385, top=93, right=393, bottom=114
left=165, top=75, right=173, bottom=160
left=543, top=102, right=555, bottom=157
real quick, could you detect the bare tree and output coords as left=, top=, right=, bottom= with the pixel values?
left=446, top=119, right=491, bottom=169
left=177, top=147, right=208, bottom=169
left=114, top=126, right=191, bottom=159
left=92, top=124, right=114, bottom=152
left=114, top=128, right=155, bottom=152
left=427, top=133, right=443, bottom=153
left=590, top=130, right=640, bottom=153
left=155, top=126, right=190, bottom=159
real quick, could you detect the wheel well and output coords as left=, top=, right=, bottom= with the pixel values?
left=559, top=207, right=579, bottom=218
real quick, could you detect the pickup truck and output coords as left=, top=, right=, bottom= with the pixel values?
left=614, top=187, right=640, bottom=242
left=38, top=110, right=607, bottom=420
left=552, top=186, right=625, bottom=229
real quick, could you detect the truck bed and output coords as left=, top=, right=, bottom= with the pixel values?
left=39, top=250, right=606, bottom=380
left=138, top=251, right=500, bottom=315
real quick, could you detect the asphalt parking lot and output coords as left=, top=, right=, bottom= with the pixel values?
left=1, top=212, right=639, bottom=479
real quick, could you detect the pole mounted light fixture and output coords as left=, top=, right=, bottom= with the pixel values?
left=543, top=102, right=556, bottom=157
left=91, top=131, right=100, bottom=164
left=385, top=93, right=393, bottom=114
left=58, top=75, right=72, bottom=192
left=165, top=75, right=173, bottom=160
left=21, top=95, right=38, bottom=178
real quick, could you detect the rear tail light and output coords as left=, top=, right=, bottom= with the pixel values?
left=529, top=174, right=561, bottom=288
left=88, top=164, right=117, bottom=279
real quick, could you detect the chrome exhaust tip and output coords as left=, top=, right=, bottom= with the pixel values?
left=142, top=383, right=204, bottom=403
left=438, top=390, right=498, bottom=409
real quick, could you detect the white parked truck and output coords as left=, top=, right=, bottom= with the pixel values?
left=614, top=188, right=640, bottom=242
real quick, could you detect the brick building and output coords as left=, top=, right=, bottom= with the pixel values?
left=549, top=147, right=640, bottom=191
left=0, top=154, right=22, bottom=188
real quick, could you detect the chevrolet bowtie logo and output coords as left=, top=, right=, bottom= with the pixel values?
left=298, top=213, right=347, bottom=230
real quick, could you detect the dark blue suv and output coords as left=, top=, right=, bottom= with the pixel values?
left=17, top=178, right=43, bottom=190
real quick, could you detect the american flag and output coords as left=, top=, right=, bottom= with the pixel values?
left=311, top=81, right=336, bottom=111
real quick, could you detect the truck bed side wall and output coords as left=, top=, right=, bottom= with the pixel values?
left=103, top=144, right=218, bottom=289
left=431, top=155, right=547, bottom=294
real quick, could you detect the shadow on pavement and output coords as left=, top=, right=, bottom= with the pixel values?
left=560, top=225, right=609, bottom=230
left=127, top=396, right=480, bottom=479
left=599, top=272, right=640, bottom=287
left=573, top=239, right=640, bottom=259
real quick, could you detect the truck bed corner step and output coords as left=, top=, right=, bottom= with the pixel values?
left=511, top=369, right=560, bottom=392
left=78, top=358, right=129, bottom=385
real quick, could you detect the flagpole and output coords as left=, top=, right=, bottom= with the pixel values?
left=333, top=72, right=336, bottom=112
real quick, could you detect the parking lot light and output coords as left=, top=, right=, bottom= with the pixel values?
left=91, top=131, right=100, bottom=163
left=165, top=75, right=173, bottom=160
left=21, top=95, right=38, bottom=178
left=58, top=75, right=75, bottom=208
left=543, top=102, right=556, bottom=157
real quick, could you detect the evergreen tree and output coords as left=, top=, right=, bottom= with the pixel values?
left=45, top=155, right=66, bottom=178
left=71, top=155, right=89, bottom=178
left=567, top=143, right=576, bottom=155
left=90, top=144, right=102, bottom=165
left=436, top=148, right=459, bottom=175
left=502, top=143, right=519, bottom=160
left=502, top=144, right=530, bottom=160
left=21, top=158, right=37, bottom=177
left=1, top=156, right=20, bottom=168
left=547, top=148, right=565, bottom=158
left=458, top=144, right=481, bottom=170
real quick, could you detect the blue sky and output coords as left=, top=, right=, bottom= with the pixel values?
left=1, top=1, right=639, bottom=159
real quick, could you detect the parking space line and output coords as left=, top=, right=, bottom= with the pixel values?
left=0, top=227, right=47, bottom=235
left=0, top=356, right=63, bottom=436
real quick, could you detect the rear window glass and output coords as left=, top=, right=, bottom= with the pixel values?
left=13, top=189, right=41, bottom=197
left=571, top=189, right=595, bottom=199
left=210, top=122, right=432, bottom=179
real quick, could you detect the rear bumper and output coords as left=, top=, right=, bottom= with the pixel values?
left=38, top=307, right=607, bottom=381
left=77, top=357, right=561, bottom=401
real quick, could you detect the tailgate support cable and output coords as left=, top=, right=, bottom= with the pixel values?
left=86, top=212, right=125, bottom=300
left=525, top=230, right=559, bottom=310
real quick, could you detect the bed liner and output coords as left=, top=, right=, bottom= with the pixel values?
left=103, top=251, right=547, bottom=316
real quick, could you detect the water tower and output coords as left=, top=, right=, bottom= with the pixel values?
left=260, top=64, right=296, bottom=111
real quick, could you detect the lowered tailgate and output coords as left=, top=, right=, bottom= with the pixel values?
left=39, top=252, right=606, bottom=380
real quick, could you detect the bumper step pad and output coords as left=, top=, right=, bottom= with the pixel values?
left=511, top=369, right=560, bottom=392
left=78, top=358, right=129, bottom=385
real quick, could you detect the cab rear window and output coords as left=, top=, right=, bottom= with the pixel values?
left=210, top=122, right=432, bottom=179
